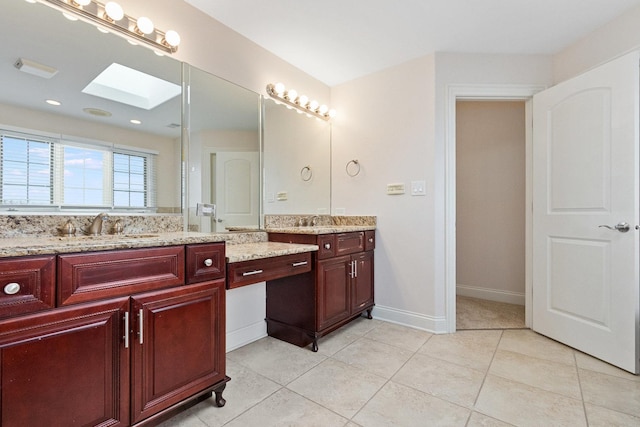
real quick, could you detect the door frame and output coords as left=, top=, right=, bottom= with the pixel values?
left=444, top=84, right=546, bottom=333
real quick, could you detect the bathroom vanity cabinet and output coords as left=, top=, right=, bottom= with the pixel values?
left=267, top=230, right=375, bottom=351
left=0, top=242, right=227, bottom=427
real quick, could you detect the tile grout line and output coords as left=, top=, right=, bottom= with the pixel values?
left=573, top=350, right=590, bottom=427
left=345, top=330, right=437, bottom=424
left=468, top=329, right=506, bottom=423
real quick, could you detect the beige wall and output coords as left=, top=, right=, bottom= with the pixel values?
left=553, top=4, right=640, bottom=84
left=455, top=101, right=526, bottom=304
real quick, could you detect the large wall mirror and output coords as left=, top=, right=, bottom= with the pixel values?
left=185, top=65, right=261, bottom=232
left=3, top=0, right=331, bottom=228
left=0, top=0, right=182, bottom=213
left=263, top=98, right=331, bottom=215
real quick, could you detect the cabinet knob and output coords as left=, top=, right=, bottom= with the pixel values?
left=324, top=243, right=331, bottom=249
left=3, top=282, right=20, bottom=295
left=368, top=238, right=374, bottom=243
left=204, top=258, right=213, bottom=267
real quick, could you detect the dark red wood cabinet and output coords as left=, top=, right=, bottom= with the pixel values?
left=0, top=242, right=227, bottom=427
left=267, top=230, right=375, bottom=351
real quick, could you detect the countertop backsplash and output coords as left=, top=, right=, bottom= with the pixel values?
left=264, top=214, right=376, bottom=228
left=0, top=214, right=184, bottom=238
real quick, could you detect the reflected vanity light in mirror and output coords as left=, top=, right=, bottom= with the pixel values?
left=45, top=99, right=61, bottom=106
left=266, top=83, right=336, bottom=121
left=34, top=0, right=181, bottom=54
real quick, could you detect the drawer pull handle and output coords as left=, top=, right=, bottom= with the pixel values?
left=3, top=282, right=20, bottom=295
left=242, top=269, right=263, bottom=277
left=292, top=261, right=308, bottom=267
left=204, top=258, right=213, bottom=267
left=124, top=312, right=130, bottom=349
left=324, top=243, right=331, bottom=249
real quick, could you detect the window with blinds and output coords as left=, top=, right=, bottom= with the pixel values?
left=0, top=129, right=157, bottom=211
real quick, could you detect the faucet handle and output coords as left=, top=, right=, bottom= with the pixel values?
left=112, top=219, right=124, bottom=234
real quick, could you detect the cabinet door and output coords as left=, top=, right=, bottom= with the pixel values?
left=351, top=251, right=374, bottom=313
left=131, top=281, right=226, bottom=424
left=0, top=298, right=130, bottom=427
left=317, top=255, right=351, bottom=330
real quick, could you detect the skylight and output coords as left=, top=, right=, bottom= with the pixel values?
left=82, top=63, right=181, bottom=110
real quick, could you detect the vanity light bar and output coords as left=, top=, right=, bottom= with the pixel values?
left=34, top=0, right=180, bottom=54
left=266, top=83, right=336, bottom=121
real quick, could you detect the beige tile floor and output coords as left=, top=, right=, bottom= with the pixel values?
left=159, top=318, right=640, bottom=427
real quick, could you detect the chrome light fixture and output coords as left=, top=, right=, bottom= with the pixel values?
left=266, top=83, right=336, bottom=121
left=33, top=0, right=181, bottom=54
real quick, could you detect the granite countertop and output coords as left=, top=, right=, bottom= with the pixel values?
left=0, top=232, right=232, bottom=257
left=226, top=241, right=319, bottom=263
left=265, top=225, right=376, bottom=235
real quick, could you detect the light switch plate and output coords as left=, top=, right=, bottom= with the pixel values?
left=411, top=180, right=426, bottom=196
left=387, top=183, right=405, bottom=195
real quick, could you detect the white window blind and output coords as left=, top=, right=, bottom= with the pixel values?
left=0, top=131, right=54, bottom=205
left=0, top=128, right=157, bottom=211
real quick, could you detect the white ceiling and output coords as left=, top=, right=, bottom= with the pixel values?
left=185, top=0, right=640, bottom=86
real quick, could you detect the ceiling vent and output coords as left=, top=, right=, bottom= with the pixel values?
left=14, top=58, right=58, bottom=79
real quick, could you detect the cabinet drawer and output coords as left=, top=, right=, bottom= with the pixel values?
left=186, top=243, right=225, bottom=284
left=365, top=230, right=376, bottom=251
left=335, top=232, right=365, bottom=257
left=317, top=234, right=336, bottom=260
left=227, top=252, right=312, bottom=289
left=0, top=255, right=55, bottom=319
left=58, top=246, right=185, bottom=306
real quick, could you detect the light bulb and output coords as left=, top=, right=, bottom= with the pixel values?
left=319, top=104, right=329, bottom=115
left=274, top=83, right=285, bottom=96
left=62, top=12, right=78, bottom=21
left=73, top=0, right=91, bottom=6
left=104, top=2, right=124, bottom=21
left=298, top=95, right=308, bottom=107
left=164, top=30, right=181, bottom=47
left=286, top=89, right=298, bottom=102
left=309, top=100, right=319, bottom=111
left=328, top=109, right=337, bottom=118
left=136, top=17, right=154, bottom=35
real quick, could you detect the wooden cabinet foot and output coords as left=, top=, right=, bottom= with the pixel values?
left=213, top=377, right=230, bottom=407
left=311, top=339, right=318, bottom=352
left=366, top=308, right=373, bottom=319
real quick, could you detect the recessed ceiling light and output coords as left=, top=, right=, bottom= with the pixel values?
left=46, top=99, right=61, bottom=106
left=130, top=119, right=142, bottom=125
left=82, top=63, right=181, bottom=110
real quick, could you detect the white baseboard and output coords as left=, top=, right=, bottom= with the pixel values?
left=456, top=284, right=525, bottom=305
left=373, top=305, right=448, bottom=334
left=226, top=321, right=267, bottom=352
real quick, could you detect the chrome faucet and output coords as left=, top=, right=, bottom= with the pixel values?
left=84, top=213, right=108, bottom=235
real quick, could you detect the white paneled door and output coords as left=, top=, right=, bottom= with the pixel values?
left=532, top=51, right=640, bottom=374
left=212, top=151, right=259, bottom=232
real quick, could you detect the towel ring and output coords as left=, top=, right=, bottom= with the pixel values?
left=300, top=165, right=312, bottom=181
left=346, top=159, right=360, bottom=177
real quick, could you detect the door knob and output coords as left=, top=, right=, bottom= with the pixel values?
left=599, top=222, right=630, bottom=233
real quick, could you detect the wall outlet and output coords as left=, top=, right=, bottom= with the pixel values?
left=276, top=191, right=288, bottom=201
left=387, top=183, right=405, bottom=195
left=196, top=203, right=216, bottom=216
